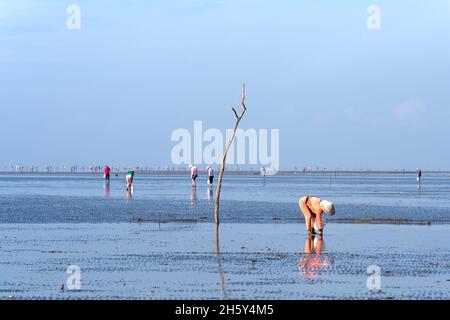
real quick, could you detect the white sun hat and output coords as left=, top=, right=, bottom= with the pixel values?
left=320, top=200, right=335, bottom=215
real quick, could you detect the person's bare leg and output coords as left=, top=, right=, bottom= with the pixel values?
left=310, top=235, right=316, bottom=252
left=310, top=215, right=316, bottom=234
left=299, top=197, right=312, bottom=232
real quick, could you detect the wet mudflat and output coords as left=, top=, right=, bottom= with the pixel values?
left=0, top=223, right=449, bottom=300
left=1, top=173, right=450, bottom=224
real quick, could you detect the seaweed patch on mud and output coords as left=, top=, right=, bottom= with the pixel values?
left=327, top=218, right=434, bottom=225
left=130, top=216, right=209, bottom=224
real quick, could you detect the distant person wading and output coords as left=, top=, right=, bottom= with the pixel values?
left=104, top=165, right=111, bottom=181
left=206, top=166, right=214, bottom=185
left=299, top=196, right=335, bottom=235
left=189, top=164, right=198, bottom=188
left=126, top=170, right=135, bottom=191
left=417, top=168, right=422, bottom=182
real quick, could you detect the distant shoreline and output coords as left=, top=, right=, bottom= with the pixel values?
left=1, top=170, right=449, bottom=175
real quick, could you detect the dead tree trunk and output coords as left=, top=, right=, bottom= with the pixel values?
left=214, top=224, right=228, bottom=298
left=214, top=82, right=247, bottom=225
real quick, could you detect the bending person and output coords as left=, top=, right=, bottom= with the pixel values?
left=189, top=164, right=198, bottom=188
left=126, top=169, right=135, bottom=191
left=298, top=195, right=335, bottom=235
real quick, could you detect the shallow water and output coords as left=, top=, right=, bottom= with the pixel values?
left=0, top=223, right=449, bottom=300
left=0, top=173, right=449, bottom=223
left=1, top=174, right=449, bottom=300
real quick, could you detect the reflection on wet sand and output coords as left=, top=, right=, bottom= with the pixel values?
left=298, top=235, right=333, bottom=279
left=191, top=187, right=197, bottom=206
left=207, top=186, right=213, bottom=201
left=214, top=225, right=228, bottom=299
left=126, top=188, right=133, bottom=200
left=103, top=181, right=110, bottom=198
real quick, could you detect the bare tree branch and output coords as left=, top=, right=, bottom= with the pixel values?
left=241, top=82, right=246, bottom=111
left=215, top=82, right=247, bottom=226
left=232, top=107, right=239, bottom=120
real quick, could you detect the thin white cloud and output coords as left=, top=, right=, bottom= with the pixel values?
left=393, top=98, right=425, bottom=120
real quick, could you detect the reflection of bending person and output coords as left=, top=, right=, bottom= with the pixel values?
left=126, top=188, right=133, bottom=200
left=190, top=187, right=197, bottom=205
left=126, top=170, right=135, bottom=191
left=298, top=235, right=328, bottom=279
left=299, top=196, right=335, bottom=235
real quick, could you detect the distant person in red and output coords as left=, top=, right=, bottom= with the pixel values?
left=104, top=165, right=111, bottom=181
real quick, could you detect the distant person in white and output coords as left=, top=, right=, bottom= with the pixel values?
left=206, top=166, right=214, bottom=185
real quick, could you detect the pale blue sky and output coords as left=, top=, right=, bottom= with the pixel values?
left=0, top=0, right=449, bottom=169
